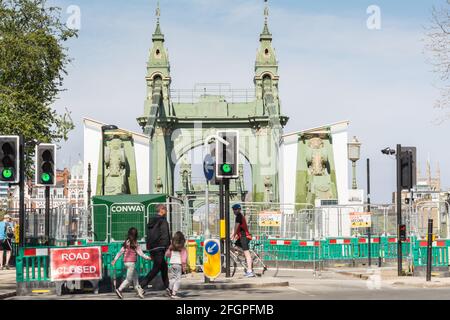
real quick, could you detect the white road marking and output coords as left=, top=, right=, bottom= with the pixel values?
left=287, top=286, right=315, bottom=296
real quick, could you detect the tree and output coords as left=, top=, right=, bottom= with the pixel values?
left=0, top=0, right=77, bottom=177
left=425, top=1, right=450, bottom=123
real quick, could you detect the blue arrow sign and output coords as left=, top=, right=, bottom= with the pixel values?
left=204, top=240, right=219, bottom=255
left=203, top=154, right=215, bottom=181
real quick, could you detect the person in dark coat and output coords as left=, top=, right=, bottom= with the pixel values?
left=140, top=204, right=171, bottom=292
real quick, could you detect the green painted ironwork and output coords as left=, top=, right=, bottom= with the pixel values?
left=136, top=3, right=288, bottom=202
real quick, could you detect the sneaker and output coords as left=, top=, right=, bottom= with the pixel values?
left=115, top=288, right=123, bottom=299
left=171, top=293, right=180, bottom=299
left=5, top=265, right=10, bottom=270
left=244, top=271, right=256, bottom=278
left=166, top=288, right=172, bottom=297
left=137, top=289, right=145, bottom=299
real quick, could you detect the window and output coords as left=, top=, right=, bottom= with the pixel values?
left=79, top=192, right=84, bottom=199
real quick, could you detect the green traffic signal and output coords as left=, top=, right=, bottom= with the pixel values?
left=221, top=163, right=232, bottom=174
left=1, top=168, right=13, bottom=180
left=41, top=173, right=51, bottom=183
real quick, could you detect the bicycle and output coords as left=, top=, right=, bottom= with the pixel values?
left=223, top=241, right=270, bottom=277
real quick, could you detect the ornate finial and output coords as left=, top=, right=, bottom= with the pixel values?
left=264, top=0, right=269, bottom=22
left=156, top=1, right=161, bottom=22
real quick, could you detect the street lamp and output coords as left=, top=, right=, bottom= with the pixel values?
left=101, top=125, right=118, bottom=196
left=347, top=136, right=361, bottom=190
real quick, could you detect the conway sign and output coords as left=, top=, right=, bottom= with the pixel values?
left=111, top=203, right=145, bottom=213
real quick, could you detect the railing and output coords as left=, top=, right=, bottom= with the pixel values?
left=170, top=84, right=255, bottom=104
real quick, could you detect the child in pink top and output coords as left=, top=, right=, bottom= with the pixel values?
left=165, top=231, right=188, bottom=299
left=112, top=227, right=151, bottom=299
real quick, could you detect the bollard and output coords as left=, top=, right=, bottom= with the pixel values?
left=426, top=219, right=433, bottom=282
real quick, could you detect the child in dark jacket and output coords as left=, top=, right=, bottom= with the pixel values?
left=165, top=231, right=188, bottom=299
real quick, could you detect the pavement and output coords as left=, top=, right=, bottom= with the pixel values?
left=179, top=271, right=289, bottom=290
left=326, top=266, right=450, bottom=288
left=0, top=269, right=16, bottom=299
left=7, top=267, right=450, bottom=300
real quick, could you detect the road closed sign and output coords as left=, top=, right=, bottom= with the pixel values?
left=350, top=212, right=372, bottom=228
left=203, top=239, right=221, bottom=279
left=50, top=247, right=102, bottom=281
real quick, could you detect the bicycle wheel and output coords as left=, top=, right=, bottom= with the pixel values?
left=221, top=252, right=238, bottom=277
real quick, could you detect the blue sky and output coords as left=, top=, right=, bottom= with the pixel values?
left=50, top=0, right=447, bottom=203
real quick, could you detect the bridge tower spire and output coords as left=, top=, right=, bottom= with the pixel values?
left=137, top=1, right=174, bottom=195
left=254, top=0, right=279, bottom=112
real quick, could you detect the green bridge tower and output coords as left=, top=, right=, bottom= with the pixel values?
left=137, top=1, right=288, bottom=202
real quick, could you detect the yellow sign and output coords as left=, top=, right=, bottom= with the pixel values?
left=350, top=212, right=372, bottom=228
left=425, top=234, right=436, bottom=242
left=220, top=220, right=225, bottom=239
left=203, top=239, right=221, bottom=279
left=14, top=224, right=19, bottom=243
left=258, top=211, right=282, bottom=227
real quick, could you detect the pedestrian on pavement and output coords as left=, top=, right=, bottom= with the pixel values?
left=0, top=214, right=14, bottom=270
left=111, top=227, right=151, bottom=299
left=231, top=204, right=255, bottom=277
left=140, top=204, right=171, bottom=291
left=165, top=231, right=188, bottom=299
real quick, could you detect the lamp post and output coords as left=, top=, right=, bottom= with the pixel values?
left=101, top=125, right=118, bottom=196
left=348, top=136, right=361, bottom=190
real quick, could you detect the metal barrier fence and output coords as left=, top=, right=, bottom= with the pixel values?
left=15, top=241, right=153, bottom=283
left=14, top=236, right=450, bottom=293
left=22, top=205, right=89, bottom=244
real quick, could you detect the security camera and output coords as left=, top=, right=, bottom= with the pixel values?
left=381, top=147, right=395, bottom=155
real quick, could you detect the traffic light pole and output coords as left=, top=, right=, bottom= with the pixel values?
left=225, top=179, right=231, bottom=278
left=102, top=129, right=105, bottom=196
left=219, top=179, right=225, bottom=273
left=367, top=158, right=371, bottom=267
left=396, top=144, right=403, bottom=276
left=45, top=186, right=50, bottom=244
left=19, top=135, right=25, bottom=248
left=426, top=219, right=433, bottom=282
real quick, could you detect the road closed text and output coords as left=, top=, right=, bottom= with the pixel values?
left=50, top=247, right=102, bottom=281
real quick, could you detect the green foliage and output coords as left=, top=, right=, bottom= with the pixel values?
left=0, top=0, right=77, bottom=177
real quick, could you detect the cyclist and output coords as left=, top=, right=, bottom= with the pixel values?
left=231, top=204, right=255, bottom=277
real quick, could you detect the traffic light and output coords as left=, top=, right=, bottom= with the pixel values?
left=400, top=147, right=416, bottom=190
left=0, top=136, right=19, bottom=183
left=399, top=224, right=407, bottom=241
left=215, top=131, right=239, bottom=179
left=35, top=144, right=56, bottom=186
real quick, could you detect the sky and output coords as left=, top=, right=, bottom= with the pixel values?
left=48, top=0, right=447, bottom=203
